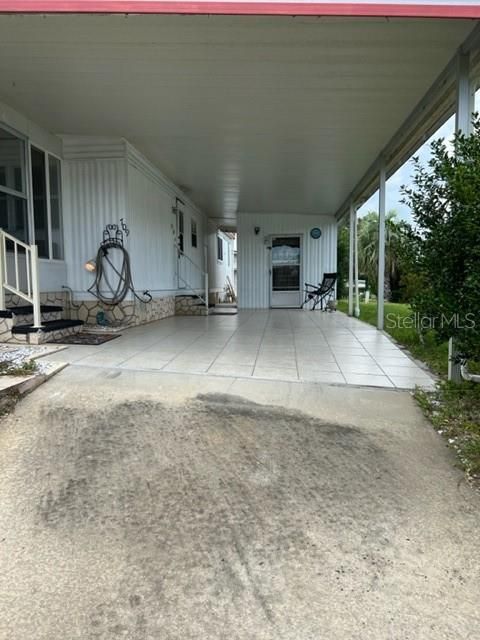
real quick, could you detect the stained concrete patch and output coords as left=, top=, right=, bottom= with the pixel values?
left=0, top=381, right=479, bottom=640
left=35, top=395, right=396, bottom=539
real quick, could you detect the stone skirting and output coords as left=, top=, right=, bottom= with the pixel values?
left=70, top=296, right=176, bottom=328
left=0, top=316, right=26, bottom=343
left=175, top=296, right=209, bottom=316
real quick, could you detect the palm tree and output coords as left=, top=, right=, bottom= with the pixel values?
left=357, top=210, right=406, bottom=300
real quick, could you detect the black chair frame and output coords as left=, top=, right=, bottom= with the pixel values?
left=301, top=272, right=337, bottom=311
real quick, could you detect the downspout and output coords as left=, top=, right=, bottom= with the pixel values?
left=460, top=361, right=480, bottom=383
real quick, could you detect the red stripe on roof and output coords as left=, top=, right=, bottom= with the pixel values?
left=0, top=2, right=479, bottom=19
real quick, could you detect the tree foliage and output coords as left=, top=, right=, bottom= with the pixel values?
left=357, top=210, right=409, bottom=301
left=336, top=225, right=350, bottom=299
left=337, top=209, right=412, bottom=302
left=401, top=117, right=480, bottom=361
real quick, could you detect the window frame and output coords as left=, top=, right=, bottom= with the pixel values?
left=28, top=141, right=64, bottom=262
left=191, top=218, right=198, bottom=249
left=0, top=122, right=30, bottom=244
left=0, top=123, right=64, bottom=261
left=47, top=154, right=64, bottom=261
left=177, top=209, right=184, bottom=253
left=217, top=235, right=224, bottom=262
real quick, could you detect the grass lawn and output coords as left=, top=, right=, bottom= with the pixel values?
left=336, top=300, right=448, bottom=376
left=337, top=300, right=480, bottom=485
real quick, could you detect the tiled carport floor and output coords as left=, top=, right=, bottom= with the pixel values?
left=43, top=310, right=435, bottom=390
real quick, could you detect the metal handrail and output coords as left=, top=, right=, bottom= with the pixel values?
left=175, top=242, right=209, bottom=310
left=0, top=229, right=42, bottom=328
left=177, top=273, right=207, bottom=306
left=176, top=245, right=207, bottom=276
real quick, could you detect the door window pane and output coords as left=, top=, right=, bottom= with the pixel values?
left=271, top=237, right=300, bottom=265
left=217, top=236, right=223, bottom=261
left=0, top=192, right=28, bottom=242
left=0, top=126, right=25, bottom=194
left=271, top=237, right=300, bottom=291
left=31, top=146, right=49, bottom=258
left=272, top=266, right=300, bottom=291
left=49, top=155, right=63, bottom=259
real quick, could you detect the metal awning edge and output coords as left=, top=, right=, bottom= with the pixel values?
left=335, top=22, right=480, bottom=225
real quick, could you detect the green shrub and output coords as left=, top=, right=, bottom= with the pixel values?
left=402, top=118, right=480, bottom=362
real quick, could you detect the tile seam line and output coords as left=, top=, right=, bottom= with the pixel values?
left=158, top=313, right=249, bottom=370
left=65, top=361, right=413, bottom=390
left=205, top=309, right=256, bottom=374
left=308, top=311, right=347, bottom=384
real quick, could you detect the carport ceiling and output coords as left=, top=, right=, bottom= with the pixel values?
left=0, top=15, right=475, bottom=224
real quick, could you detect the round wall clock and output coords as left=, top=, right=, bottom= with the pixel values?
left=310, top=227, right=322, bottom=239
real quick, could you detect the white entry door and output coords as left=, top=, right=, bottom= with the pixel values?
left=270, top=236, right=302, bottom=308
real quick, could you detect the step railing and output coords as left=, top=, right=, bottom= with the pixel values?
left=0, top=229, right=42, bottom=328
left=175, top=243, right=209, bottom=309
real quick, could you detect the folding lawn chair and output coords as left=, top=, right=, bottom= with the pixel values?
left=301, top=273, right=337, bottom=311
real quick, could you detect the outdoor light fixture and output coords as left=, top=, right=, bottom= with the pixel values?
left=84, top=259, right=97, bottom=273
left=254, top=226, right=260, bottom=235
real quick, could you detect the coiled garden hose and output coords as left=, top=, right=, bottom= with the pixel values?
left=88, top=239, right=152, bottom=306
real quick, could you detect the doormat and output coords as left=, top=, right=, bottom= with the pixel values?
left=48, top=333, right=121, bottom=346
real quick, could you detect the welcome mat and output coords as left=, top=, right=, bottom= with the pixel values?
left=48, top=333, right=121, bottom=346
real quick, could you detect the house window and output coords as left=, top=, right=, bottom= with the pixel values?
left=217, top=235, right=223, bottom=261
left=191, top=219, right=198, bottom=248
left=31, top=146, right=64, bottom=260
left=49, top=156, right=63, bottom=259
left=0, top=125, right=28, bottom=243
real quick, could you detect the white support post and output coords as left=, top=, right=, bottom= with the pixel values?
left=204, top=244, right=209, bottom=310
left=31, top=244, right=42, bottom=329
left=0, top=232, right=5, bottom=311
left=377, top=161, right=386, bottom=330
left=353, top=206, right=360, bottom=318
left=456, top=52, right=474, bottom=135
left=449, top=51, right=474, bottom=382
left=348, top=203, right=354, bottom=316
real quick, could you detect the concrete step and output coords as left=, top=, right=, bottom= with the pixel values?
left=210, top=306, right=238, bottom=316
left=0, top=305, right=63, bottom=326
left=0, top=304, right=63, bottom=317
left=12, top=319, right=84, bottom=345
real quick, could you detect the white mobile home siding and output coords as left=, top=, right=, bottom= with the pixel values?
left=62, top=137, right=206, bottom=299
left=237, top=212, right=337, bottom=309
left=127, top=146, right=206, bottom=294
left=208, top=228, right=235, bottom=294
left=62, top=142, right=127, bottom=298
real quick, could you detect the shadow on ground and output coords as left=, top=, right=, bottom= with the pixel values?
left=0, top=388, right=479, bottom=640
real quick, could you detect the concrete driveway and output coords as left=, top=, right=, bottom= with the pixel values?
left=0, top=365, right=479, bottom=640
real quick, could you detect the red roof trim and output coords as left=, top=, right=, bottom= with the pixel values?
left=0, top=2, right=479, bottom=19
